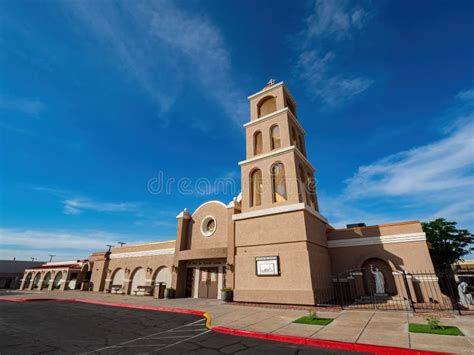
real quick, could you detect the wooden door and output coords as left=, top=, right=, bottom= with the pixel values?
left=185, top=268, right=194, bottom=297
left=198, top=267, right=218, bottom=298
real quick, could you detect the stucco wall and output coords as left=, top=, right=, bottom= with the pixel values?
left=234, top=241, right=316, bottom=304
left=235, top=210, right=307, bottom=246
left=186, top=202, right=228, bottom=250
left=329, top=240, right=435, bottom=274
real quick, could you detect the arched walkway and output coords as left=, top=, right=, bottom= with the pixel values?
left=153, top=266, right=171, bottom=287
left=361, top=258, right=397, bottom=295
left=32, top=273, right=41, bottom=289
left=42, top=272, right=52, bottom=289
left=23, top=272, right=32, bottom=289
left=130, top=268, right=146, bottom=294
left=111, top=268, right=124, bottom=287
left=53, top=272, right=63, bottom=289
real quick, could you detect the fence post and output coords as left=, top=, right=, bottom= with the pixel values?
left=442, top=269, right=462, bottom=316
left=336, top=274, right=344, bottom=310
left=403, top=271, right=415, bottom=313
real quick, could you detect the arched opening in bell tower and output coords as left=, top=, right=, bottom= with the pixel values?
left=257, top=96, right=276, bottom=117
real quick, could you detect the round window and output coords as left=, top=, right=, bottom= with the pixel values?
left=201, top=216, right=217, bottom=237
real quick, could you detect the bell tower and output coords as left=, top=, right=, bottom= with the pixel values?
left=241, top=79, right=319, bottom=213
left=233, top=80, right=332, bottom=306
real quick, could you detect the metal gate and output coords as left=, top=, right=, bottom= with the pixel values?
left=330, top=268, right=470, bottom=314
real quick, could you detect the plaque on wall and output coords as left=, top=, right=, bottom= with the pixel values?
left=255, top=256, right=280, bottom=276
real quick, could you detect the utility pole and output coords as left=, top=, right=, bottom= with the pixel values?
left=30, top=257, right=36, bottom=261
left=117, top=242, right=126, bottom=247
left=48, top=254, right=56, bottom=262
left=106, top=245, right=114, bottom=252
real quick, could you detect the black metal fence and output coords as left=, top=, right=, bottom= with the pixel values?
left=319, top=267, right=474, bottom=315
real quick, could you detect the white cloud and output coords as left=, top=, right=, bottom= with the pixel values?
left=0, top=228, right=172, bottom=261
left=295, top=50, right=373, bottom=106
left=306, top=0, right=370, bottom=40
left=62, top=198, right=136, bottom=215
left=344, top=119, right=474, bottom=199
left=322, top=89, right=474, bottom=231
left=294, top=0, right=374, bottom=107
left=63, top=0, right=246, bottom=125
left=148, top=1, right=246, bottom=124
left=0, top=96, right=45, bottom=115
left=456, top=89, right=474, bottom=103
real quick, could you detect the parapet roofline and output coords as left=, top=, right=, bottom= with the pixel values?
left=111, top=239, right=175, bottom=250
left=331, top=220, right=421, bottom=232
left=26, top=263, right=83, bottom=270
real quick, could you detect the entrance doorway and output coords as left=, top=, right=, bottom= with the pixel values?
left=198, top=267, right=218, bottom=298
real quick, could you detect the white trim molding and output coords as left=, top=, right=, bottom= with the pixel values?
left=110, top=248, right=175, bottom=259
left=413, top=275, right=439, bottom=282
left=327, top=233, right=427, bottom=248
left=233, top=202, right=327, bottom=223
left=192, top=200, right=227, bottom=216
left=239, top=146, right=293, bottom=166
left=238, top=146, right=315, bottom=172
left=243, top=108, right=287, bottom=127
left=243, top=108, right=305, bottom=134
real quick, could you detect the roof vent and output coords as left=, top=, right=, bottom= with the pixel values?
left=346, top=223, right=366, bottom=228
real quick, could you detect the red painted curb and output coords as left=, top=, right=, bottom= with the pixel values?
left=0, top=298, right=449, bottom=355
left=212, top=326, right=448, bottom=355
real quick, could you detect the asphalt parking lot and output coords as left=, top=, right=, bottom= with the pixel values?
left=0, top=301, right=360, bottom=354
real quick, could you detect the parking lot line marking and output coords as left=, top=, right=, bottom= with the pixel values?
left=152, top=330, right=211, bottom=352
left=147, top=336, right=191, bottom=339
left=86, top=318, right=208, bottom=353
left=114, top=344, right=168, bottom=348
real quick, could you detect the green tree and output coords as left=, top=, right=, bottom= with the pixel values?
left=422, top=218, right=473, bottom=269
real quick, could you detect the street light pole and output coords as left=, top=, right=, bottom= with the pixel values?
left=48, top=254, right=56, bottom=262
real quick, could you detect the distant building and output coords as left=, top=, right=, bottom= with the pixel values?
left=19, top=81, right=440, bottom=306
left=0, top=260, right=45, bottom=289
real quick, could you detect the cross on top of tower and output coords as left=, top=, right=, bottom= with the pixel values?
left=266, top=78, right=276, bottom=87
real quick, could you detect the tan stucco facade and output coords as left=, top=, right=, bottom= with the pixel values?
left=20, top=81, right=439, bottom=307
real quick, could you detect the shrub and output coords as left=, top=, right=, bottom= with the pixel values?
left=426, top=315, right=441, bottom=329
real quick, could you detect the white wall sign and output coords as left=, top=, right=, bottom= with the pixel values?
left=256, top=256, right=280, bottom=276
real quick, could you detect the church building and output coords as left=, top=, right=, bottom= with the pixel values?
left=20, top=81, right=439, bottom=307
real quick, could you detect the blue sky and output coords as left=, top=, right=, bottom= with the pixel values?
left=1, top=0, right=473, bottom=261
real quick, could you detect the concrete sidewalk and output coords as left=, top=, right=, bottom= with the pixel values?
left=1, top=290, right=473, bottom=353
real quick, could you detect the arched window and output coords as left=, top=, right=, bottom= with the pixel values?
left=299, top=166, right=310, bottom=205
left=307, top=173, right=316, bottom=209
left=271, top=163, right=287, bottom=202
left=270, top=125, right=281, bottom=150
left=287, top=99, right=296, bottom=116
left=299, top=134, right=305, bottom=154
left=291, top=127, right=297, bottom=147
left=250, top=169, right=263, bottom=207
left=254, top=131, right=263, bottom=156
left=257, top=96, right=277, bottom=117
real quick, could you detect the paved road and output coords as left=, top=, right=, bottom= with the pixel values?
left=0, top=301, right=360, bottom=354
